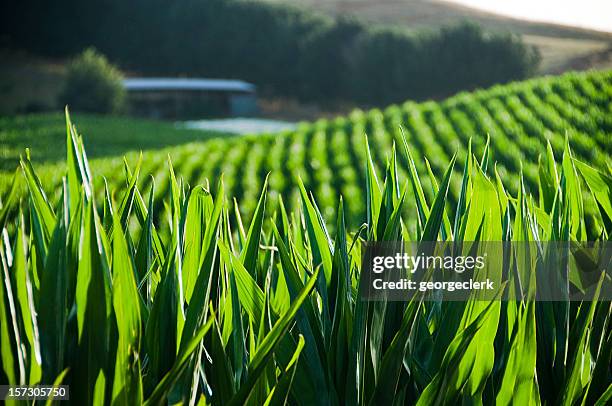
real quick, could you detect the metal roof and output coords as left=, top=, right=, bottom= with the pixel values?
left=123, top=78, right=256, bottom=92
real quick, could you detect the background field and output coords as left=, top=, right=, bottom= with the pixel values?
left=2, top=70, right=610, bottom=237
left=0, top=113, right=227, bottom=171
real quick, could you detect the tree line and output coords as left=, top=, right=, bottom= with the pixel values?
left=1, top=0, right=541, bottom=106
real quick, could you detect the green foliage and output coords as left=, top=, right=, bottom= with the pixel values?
left=3, top=1, right=539, bottom=105
left=2, top=70, right=609, bottom=239
left=0, top=99, right=610, bottom=405
left=0, top=113, right=223, bottom=171
left=59, top=48, right=125, bottom=114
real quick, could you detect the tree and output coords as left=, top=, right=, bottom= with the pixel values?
left=59, top=48, right=125, bottom=114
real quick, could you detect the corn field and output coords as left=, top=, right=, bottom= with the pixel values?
left=1, top=70, right=610, bottom=238
left=0, top=106, right=610, bottom=405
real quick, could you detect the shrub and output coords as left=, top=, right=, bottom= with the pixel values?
left=59, top=48, right=125, bottom=114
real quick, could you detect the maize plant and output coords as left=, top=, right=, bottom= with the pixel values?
left=1, top=70, right=610, bottom=234
left=0, top=111, right=610, bottom=405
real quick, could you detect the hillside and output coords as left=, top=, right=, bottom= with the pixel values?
left=1, top=70, right=610, bottom=234
left=262, top=0, right=612, bottom=74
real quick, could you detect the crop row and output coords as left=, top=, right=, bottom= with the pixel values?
left=1, top=71, right=610, bottom=235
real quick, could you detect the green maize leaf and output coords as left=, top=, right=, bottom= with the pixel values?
left=561, top=141, right=586, bottom=240
left=364, top=135, right=382, bottom=239
left=399, top=127, right=430, bottom=233
left=329, top=199, right=351, bottom=394
left=177, top=180, right=224, bottom=400
left=403, top=307, right=434, bottom=389
left=0, top=168, right=20, bottom=230
left=289, top=211, right=306, bottom=260
left=125, top=160, right=165, bottom=265
left=494, top=164, right=509, bottom=219
left=44, top=367, right=70, bottom=406
left=0, top=237, right=25, bottom=387
left=495, top=300, right=538, bottom=405
left=240, top=174, right=268, bottom=276
left=346, top=252, right=370, bottom=405
left=573, top=159, right=612, bottom=234
left=65, top=108, right=93, bottom=210
left=168, top=156, right=181, bottom=228
left=234, top=197, right=248, bottom=244
left=102, top=178, right=114, bottom=232
left=11, top=213, right=42, bottom=384
left=263, top=334, right=305, bottom=406
left=168, top=159, right=187, bottom=343
left=582, top=314, right=611, bottom=405
left=297, top=177, right=333, bottom=286
left=269, top=253, right=291, bottom=317
left=227, top=266, right=321, bottom=406
left=276, top=194, right=291, bottom=244
left=377, top=157, right=395, bottom=241
left=382, top=187, right=407, bottom=244
left=560, top=274, right=605, bottom=405
left=421, top=155, right=456, bottom=242
left=274, top=332, right=318, bottom=405
left=111, top=214, right=143, bottom=406
left=368, top=297, right=386, bottom=391
left=93, top=369, right=106, bottom=406
left=538, top=141, right=560, bottom=213
left=272, top=223, right=330, bottom=403
left=226, top=266, right=247, bottom=387
left=117, top=155, right=142, bottom=231
left=424, top=158, right=452, bottom=241
left=209, top=320, right=237, bottom=404
left=179, top=192, right=221, bottom=349
left=462, top=158, right=503, bottom=241
left=218, top=241, right=265, bottom=325
left=73, top=200, right=113, bottom=405
left=38, top=186, right=69, bottom=383
left=449, top=167, right=503, bottom=400
left=144, top=311, right=215, bottom=406
left=369, top=299, right=421, bottom=405
left=454, top=139, right=473, bottom=239
left=593, top=384, right=612, bottom=406
left=416, top=296, right=501, bottom=405
left=64, top=180, right=83, bottom=305
left=135, top=183, right=157, bottom=293
left=250, top=291, right=274, bottom=406
left=428, top=301, right=464, bottom=378
left=20, top=156, right=56, bottom=246
left=144, top=236, right=179, bottom=393
left=182, top=186, right=213, bottom=303
left=296, top=178, right=334, bottom=342
left=480, top=134, right=491, bottom=173
left=494, top=164, right=513, bottom=244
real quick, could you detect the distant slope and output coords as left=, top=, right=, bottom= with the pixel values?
left=262, top=0, right=612, bottom=74
left=2, top=70, right=610, bottom=234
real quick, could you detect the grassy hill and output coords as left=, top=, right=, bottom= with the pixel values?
left=1, top=70, right=610, bottom=234
left=262, top=0, right=612, bottom=74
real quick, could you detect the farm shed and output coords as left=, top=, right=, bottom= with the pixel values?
left=123, top=78, right=258, bottom=119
